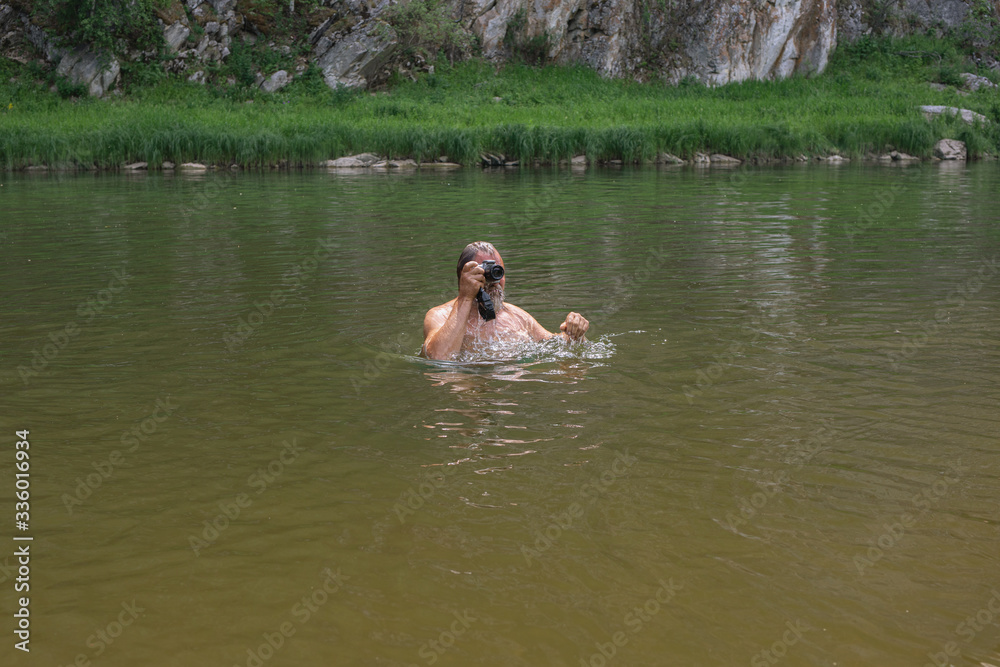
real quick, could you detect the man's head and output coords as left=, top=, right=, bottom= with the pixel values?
left=457, top=241, right=506, bottom=312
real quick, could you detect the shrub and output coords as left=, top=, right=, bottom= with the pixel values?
left=383, top=0, right=475, bottom=64
left=35, top=0, right=165, bottom=55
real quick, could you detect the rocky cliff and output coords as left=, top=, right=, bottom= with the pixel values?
left=0, top=0, right=983, bottom=97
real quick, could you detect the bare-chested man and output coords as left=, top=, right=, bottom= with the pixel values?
left=421, top=241, right=590, bottom=360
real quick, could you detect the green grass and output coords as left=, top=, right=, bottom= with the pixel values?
left=0, top=35, right=998, bottom=169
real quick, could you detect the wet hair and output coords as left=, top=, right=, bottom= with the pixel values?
left=456, top=241, right=498, bottom=282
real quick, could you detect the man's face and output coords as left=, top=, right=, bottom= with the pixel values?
left=474, top=250, right=506, bottom=312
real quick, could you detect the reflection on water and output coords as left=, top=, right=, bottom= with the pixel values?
left=2, top=164, right=999, bottom=667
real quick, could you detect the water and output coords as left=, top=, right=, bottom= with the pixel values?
left=2, top=164, right=999, bottom=667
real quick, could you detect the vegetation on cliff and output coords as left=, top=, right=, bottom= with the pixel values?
left=0, top=34, right=998, bottom=169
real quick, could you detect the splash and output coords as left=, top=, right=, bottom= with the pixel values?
left=455, top=334, right=616, bottom=365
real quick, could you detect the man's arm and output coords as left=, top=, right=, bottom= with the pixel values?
left=511, top=306, right=589, bottom=343
left=421, top=262, right=485, bottom=360
left=421, top=298, right=475, bottom=360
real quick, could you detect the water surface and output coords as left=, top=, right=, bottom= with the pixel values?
left=2, top=163, right=999, bottom=667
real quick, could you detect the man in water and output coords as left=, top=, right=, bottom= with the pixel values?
left=422, top=241, right=590, bottom=360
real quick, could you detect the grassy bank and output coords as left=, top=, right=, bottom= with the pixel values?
left=1, top=35, right=998, bottom=169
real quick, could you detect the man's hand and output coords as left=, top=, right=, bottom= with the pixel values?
left=458, top=261, right=486, bottom=301
left=559, top=312, right=589, bottom=341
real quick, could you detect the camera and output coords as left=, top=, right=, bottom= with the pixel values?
left=475, top=260, right=504, bottom=321
left=480, top=260, right=504, bottom=282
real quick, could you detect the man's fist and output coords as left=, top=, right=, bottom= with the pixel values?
left=458, top=261, right=485, bottom=300
left=559, top=312, right=589, bottom=341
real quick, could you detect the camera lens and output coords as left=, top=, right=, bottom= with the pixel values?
left=488, top=265, right=504, bottom=281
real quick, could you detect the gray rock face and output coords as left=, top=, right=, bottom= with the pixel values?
left=260, top=70, right=292, bottom=93
left=671, top=0, right=838, bottom=85
left=1, top=0, right=982, bottom=95
left=56, top=47, right=120, bottom=97
left=934, top=139, right=967, bottom=161
left=920, top=105, right=989, bottom=125
left=314, top=20, right=398, bottom=89
left=470, top=0, right=836, bottom=84
left=898, top=0, right=969, bottom=29
left=838, top=0, right=971, bottom=40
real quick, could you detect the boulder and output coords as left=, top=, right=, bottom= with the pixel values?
left=372, top=159, right=418, bottom=169
left=163, top=22, right=190, bottom=54
left=179, top=162, right=209, bottom=170
left=314, top=20, right=397, bottom=89
left=710, top=154, right=740, bottom=163
left=891, top=151, right=919, bottom=161
left=418, top=162, right=462, bottom=168
left=260, top=70, right=292, bottom=93
left=920, top=105, right=989, bottom=125
left=323, top=153, right=382, bottom=167
left=656, top=152, right=685, bottom=164
left=187, top=70, right=206, bottom=85
left=55, top=47, right=120, bottom=97
left=959, top=73, right=998, bottom=92
left=934, top=139, right=966, bottom=161
left=123, top=162, right=148, bottom=170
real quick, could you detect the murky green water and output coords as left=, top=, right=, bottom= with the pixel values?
left=2, top=164, right=999, bottom=667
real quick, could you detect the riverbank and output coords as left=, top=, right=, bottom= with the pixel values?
left=1, top=36, right=998, bottom=170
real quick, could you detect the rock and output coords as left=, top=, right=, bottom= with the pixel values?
left=123, top=162, right=148, bottom=170
left=55, top=47, right=120, bottom=97
left=179, top=162, right=208, bottom=170
left=934, top=139, right=966, bottom=161
left=371, top=159, right=418, bottom=169
left=571, top=155, right=588, bottom=165
left=314, top=20, right=397, bottom=89
left=480, top=153, right=505, bottom=166
left=187, top=70, right=206, bottom=84
left=959, top=73, right=998, bottom=92
left=920, top=105, right=989, bottom=125
left=656, top=152, right=685, bottom=164
left=418, top=162, right=462, bottom=168
left=163, top=22, right=190, bottom=54
left=205, top=21, right=221, bottom=36
left=875, top=153, right=894, bottom=161
left=891, top=151, right=919, bottom=161
left=693, top=152, right=710, bottom=164
left=162, top=161, right=176, bottom=170
left=823, top=155, right=849, bottom=162
left=710, top=154, right=740, bottom=163
left=323, top=153, right=381, bottom=167
left=260, top=70, right=292, bottom=93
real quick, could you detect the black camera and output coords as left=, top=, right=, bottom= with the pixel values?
left=476, top=260, right=504, bottom=321
left=480, top=260, right=504, bottom=282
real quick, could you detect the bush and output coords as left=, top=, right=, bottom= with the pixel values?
left=35, top=0, right=165, bottom=55
left=383, top=0, right=475, bottom=64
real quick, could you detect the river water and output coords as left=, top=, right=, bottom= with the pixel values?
left=2, top=164, right=999, bottom=667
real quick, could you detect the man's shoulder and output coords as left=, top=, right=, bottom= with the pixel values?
left=428, top=299, right=457, bottom=314
left=503, top=303, right=534, bottom=321
left=425, top=299, right=456, bottom=325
